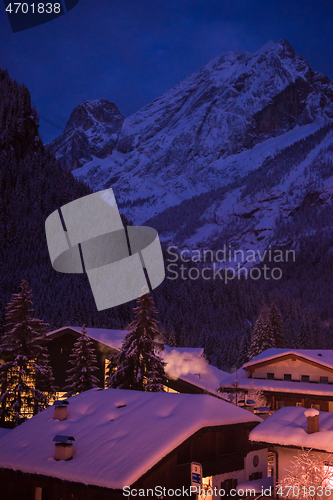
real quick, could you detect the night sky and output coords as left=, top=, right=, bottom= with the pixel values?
left=1, top=0, right=333, bottom=143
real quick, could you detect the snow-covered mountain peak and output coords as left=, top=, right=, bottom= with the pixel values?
left=64, top=99, right=121, bottom=131
left=47, top=99, right=124, bottom=170
left=49, top=40, right=333, bottom=252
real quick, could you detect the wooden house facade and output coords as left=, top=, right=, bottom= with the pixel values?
left=223, top=349, right=333, bottom=412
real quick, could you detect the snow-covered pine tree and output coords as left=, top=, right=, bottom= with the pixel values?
left=64, top=325, right=99, bottom=397
left=248, top=307, right=274, bottom=360
left=238, top=325, right=252, bottom=367
left=0, top=280, right=55, bottom=426
left=297, top=319, right=312, bottom=349
left=268, top=303, right=285, bottom=348
left=107, top=293, right=166, bottom=391
left=166, top=330, right=177, bottom=347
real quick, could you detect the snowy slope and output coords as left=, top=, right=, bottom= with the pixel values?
left=51, top=40, right=333, bottom=249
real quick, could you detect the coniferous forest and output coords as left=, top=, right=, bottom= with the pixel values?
left=2, top=69, right=333, bottom=373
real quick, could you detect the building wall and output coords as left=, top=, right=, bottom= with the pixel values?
left=265, top=393, right=333, bottom=412
left=0, top=468, right=125, bottom=500
left=199, top=448, right=268, bottom=500
left=252, top=358, right=333, bottom=382
left=245, top=449, right=268, bottom=480
left=47, top=330, right=115, bottom=390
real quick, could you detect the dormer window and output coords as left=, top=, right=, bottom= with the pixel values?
left=284, top=374, right=292, bottom=381
left=301, top=375, right=310, bottom=383
left=267, top=373, right=274, bottom=380
left=320, top=376, right=329, bottom=384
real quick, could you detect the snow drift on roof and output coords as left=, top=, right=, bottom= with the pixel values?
left=47, top=326, right=127, bottom=350
left=244, top=349, right=333, bottom=370
left=250, top=406, right=333, bottom=452
left=0, top=388, right=260, bottom=489
left=0, top=429, right=11, bottom=439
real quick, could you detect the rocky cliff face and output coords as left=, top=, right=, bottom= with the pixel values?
left=50, top=40, right=333, bottom=253
left=0, top=69, right=40, bottom=160
left=47, top=99, right=124, bottom=170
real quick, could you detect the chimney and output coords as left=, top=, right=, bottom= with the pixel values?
left=53, top=435, right=75, bottom=461
left=304, top=408, right=320, bottom=433
left=54, top=400, right=69, bottom=421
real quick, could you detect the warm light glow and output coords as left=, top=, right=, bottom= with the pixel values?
left=198, top=477, right=213, bottom=500
left=162, top=385, right=179, bottom=393
left=324, top=462, right=333, bottom=488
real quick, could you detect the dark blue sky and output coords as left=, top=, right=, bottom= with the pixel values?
left=1, top=0, right=333, bottom=143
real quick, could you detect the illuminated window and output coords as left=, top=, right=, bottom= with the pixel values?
left=56, top=392, right=67, bottom=400
left=163, top=385, right=179, bottom=393
left=35, top=487, right=42, bottom=500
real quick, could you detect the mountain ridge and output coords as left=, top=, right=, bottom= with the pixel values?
left=48, top=39, right=333, bottom=255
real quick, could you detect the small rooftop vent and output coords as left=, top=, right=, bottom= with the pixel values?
left=116, top=403, right=126, bottom=409
left=318, top=354, right=323, bottom=357
left=53, top=435, right=75, bottom=461
left=53, top=400, right=69, bottom=421
left=304, top=408, right=320, bottom=434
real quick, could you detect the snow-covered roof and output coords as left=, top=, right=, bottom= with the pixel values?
left=0, top=389, right=261, bottom=489
left=244, top=349, right=333, bottom=371
left=47, top=326, right=127, bottom=351
left=222, top=369, right=333, bottom=396
left=162, top=346, right=229, bottom=394
left=250, top=406, right=333, bottom=452
left=0, top=428, right=11, bottom=439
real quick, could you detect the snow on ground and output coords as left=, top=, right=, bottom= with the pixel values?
left=0, top=389, right=261, bottom=489
left=237, top=476, right=274, bottom=494
left=250, top=406, right=333, bottom=452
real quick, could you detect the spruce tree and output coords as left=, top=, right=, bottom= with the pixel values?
left=166, top=330, right=177, bottom=347
left=0, top=280, right=54, bottom=427
left=238, top=326, right=252, bottom=367
left=64, top=325, right=99, bottom=397
left=107, top=293, right=166, bottom=391
left=297, top=320, right=312, bottom=349
left=268, top=303, right=285, bottom=348
left=248, top=308, right=273, bottom=360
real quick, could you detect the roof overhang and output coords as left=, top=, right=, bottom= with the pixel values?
left=245, top=353, right=333, bottom=374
